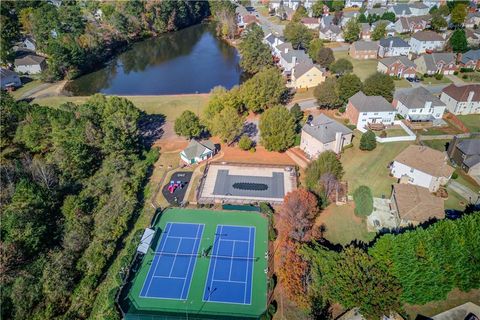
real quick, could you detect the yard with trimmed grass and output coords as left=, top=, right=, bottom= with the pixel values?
left=418, top=74, right=452, bottom=85
left=393, top=78, right=412, bottom=88
left=421, top=139, right=450, bottom=152
left=333, top=51, right=377, bottom=81
left=457, top=114, right=480, bottom=133
left=374, top=126, right=409, bottom=137
left=341, top=131, right=413, bottom=197
left=445, top=187, right=467, bottom=211
left=317, top=203, right=376, bottom=245
left=11, top=79, right=43, bottom=99
left=33, top=94, right=209, bottom=121
left=456, top=71, right=480, bottom=83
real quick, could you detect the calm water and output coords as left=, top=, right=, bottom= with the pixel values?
left=66, top=23, right=243, bottom=95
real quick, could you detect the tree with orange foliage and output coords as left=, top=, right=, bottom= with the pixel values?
left=276, top=239, right=310, bottom=308
left=277, top=189, right=320, bottom=242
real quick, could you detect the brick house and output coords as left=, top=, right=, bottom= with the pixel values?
left=459, top=49, right=480, bottom=70
left=377, top=56, right=417, bottom=78
left=414, top=53, right=457, bottom=75
left=346, top=91, right=396, bottom=129
left=349, top=40, right=379, bottom=59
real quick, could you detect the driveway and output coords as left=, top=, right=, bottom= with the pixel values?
left=287, top=98, right=318, bottom=110
left=448, top=180, right=480, bottom=204
left=252, top=5, right=285, bottom=36
left=446, top=74, right=466, bottom=85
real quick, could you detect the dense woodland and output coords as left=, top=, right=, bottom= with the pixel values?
left=1, top=0, right=211, bottom=80
left=0, top=92, right=158, bottom=319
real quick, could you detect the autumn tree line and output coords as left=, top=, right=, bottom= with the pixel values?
left=274, top=153, right=480, bottom=320
left=0, top=92, right=158, bottom=319
left=1, top=0, right=212, bottom=80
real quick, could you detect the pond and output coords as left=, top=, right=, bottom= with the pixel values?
left=66, top=23, right=244, bottom=95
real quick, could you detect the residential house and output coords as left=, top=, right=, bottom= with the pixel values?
left=344, top=0, right=364, bottom=7
left=301, top=17, right=320, bottom=29
left=390, top=183, right=445, bottom=227
left=277, top=45, right=311, bottom=73
left=377, top=56, right=417, bottom=78
left=300, top=114, right=353, bottom=158
left=408, top=2, right=430, bottom=16
left=378, top=37, right=410, bottom=58
left=0, top=68, right=22, bottom=89
left=14, top=54, right=46, bottom=74
left=393, top=87, right=446, bottom=122
left=340, top=11, right=360, bottom=27
left=290, top=62, right=326, bottom=89
left=346, top=91, right=396, bottom=129
left=237, top=14, right=259, bottom=29
left=414, top=52, right=457, bottom=75
left=264, top=33, right=284, bottom=53
left=360, top=23, right=372, bottom=40
left=23, top=36, right=36, bottom=51
left=390, top=145, right=454, bottom=192
left=423, top=0, right=447, bottom=9
left=466, top=28, right=480, bottom=47
left=465, top=12, right=480, bottom=28
left=320, top=15, right=334, bottom=28
left=372, top=19, right=396, bottom=36
left=395, top=15, right=430, bottom=34
left=319, top=24, right=344, bottom=42
left=440, top=84, right=480, bottom=115
left=366, top=0, right=388, bottom=9
left=448, top=137, right=480, bottom=176
left=180, top=140, right=216, bottom=165
left=365, top=7, right=387, bottom=17
left=349, top=40, right=379, bottom=59
left=409, top=30, right=445, bottom=54
left=459, top=49, right=480, bottom=70
left=430, top=302, right=480, bottom=320
left=389, top=4, right=412, bottom=17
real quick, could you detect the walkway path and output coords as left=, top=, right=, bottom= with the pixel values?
left=448, top=180, right=480, bottom=205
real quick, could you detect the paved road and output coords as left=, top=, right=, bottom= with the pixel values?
left=287, top=98, right=318, bottom=110
left=448, top=181, right=480, bottom=205
left=252, top=5, right=285, bottom=36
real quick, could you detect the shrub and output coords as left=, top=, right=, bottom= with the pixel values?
left=379, top=130, right=387, bottom=138
left=452, top=172, right=458, bottom=179
left=359, top=130, right=377, bottom=151
left=453, top=71, right=459, bottom=75
left=463, top=74, right=468, bottom=79
left=353, top=186, right=373, bottom=217
left=460, top=67, right=474, bottom=73
left=339, top=106, right=346, bottom=113
left=435, top=73, right=443, bottom=80
left=238, top=135, right=253, bottom=150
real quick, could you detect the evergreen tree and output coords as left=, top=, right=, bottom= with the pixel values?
left=359, top=130, right=377, bottom=151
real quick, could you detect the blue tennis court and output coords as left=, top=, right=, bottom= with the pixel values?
left=140, top=222, right=204, bottom=300
left=203, top=225, right=256, bottom=305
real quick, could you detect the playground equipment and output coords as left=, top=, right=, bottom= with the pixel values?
left=167, top=181, right=183, bottom=194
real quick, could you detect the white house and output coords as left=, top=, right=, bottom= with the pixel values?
left=180, top=140, right=216, bottom=165
left=319, top=24, right=344, bottom=42
left=408, top=2, right=430, bottom=16
left=345, top=0, right=364, bottom=7
left=14, top=54, right=46, bottom=74
left=409, top=30, right=445, bottom=54
left=340, top=11, right=360, bottom=27
left=346, top=91, right=397, bottom=129
left=390, top=145, right=454, bottom=192
left=264, top=33, right=284, bottom=52
left=23, top=37, right=36, bottom=51
left=378, top=37, right=411, bottom=58
left=300, top=114, right=353, bottom=158
left=440, top=84, right=480, bottom=115
left=0, top=68, right=22, bottom=89
left=393, top=87, right=446, bottom=122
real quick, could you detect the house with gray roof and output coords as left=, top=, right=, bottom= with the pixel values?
left=460, top=49, right=480, bottom=70
left=340, top=11, right=360, bottom=27
left=290, top=62, right=326, bottom=89
left=349, top=40, right=379, bottom=59
left=365, top=7, right=387, bottom=17
left=319, top=24, right=344, bottom=42
left=0, top=68, right=22, bottom=89
left=414, top=52, right=457, bottom=75
left=14, top=54, right=46, bottom=74
left=346, top=91, right=396, bottom=129
left=372, top=19, right=396, bottom=36
left=389, top=4, right=412, bottom=17
left=277, top=45, right=311, bottom=73
left=377, top=56, right=417, bottom=78
left=378, top=37, right=410, bottom=58
left=393, top=87, right=446, bottom=122
left=320, top=15, right=334, bottom=28
left=409, top=30, right=446, bottom=54
left=395, top=15, right=431, bottom=34
left=300, top=114, right=353, bottom=158
left=180, top=140, right=216, bottom=165
left=448, top=138, right=480, bottom=178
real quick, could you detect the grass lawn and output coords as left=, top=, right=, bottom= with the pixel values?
left=404, top=288, right=480, bottom=319
left=292, top=89, right=315, bottom=102
left=341, top=131, right=413, bottom=197
left=333, top=51, right=377, bottom=81
left=415, top=123, right=464, bottom=136
left=393, top=78, right=412, bottom=88
left=374, top=127, right=409, bottom=137
left=445, top=187, right=467, bottom=211
left=33, top=94, right=209, bottom=121
left=456, top=71, right=480, bottom=83
left=419, top=74, right=452, bottom=85
left=457, top=114, right=480, bottom=133
left=317, top=203, right=376, bottom=245
left=454, top=169, right=480, bottom=193
left=421, top=139, right=450, bottom=152
left=11, top=79, right=43, bottom=99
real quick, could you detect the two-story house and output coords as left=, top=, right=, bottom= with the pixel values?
left=448, top=137, right=480, bottom=176
left=378, top=37, right=411, bottom=58
left=377, top=56, right=417, bottom=78
left=300, top=114, right=353, bottom=158
left=290, top=62, right=326, bottom=89
left=390, top=145, right=454, bottom=192
left=414, top=52, right=457, bottom=75
left=459, top=49, right=480, bottom=70
left=409, top=30, right=446, bottom=54
left=277, top=45, right=311, bottom=73
left=346, top=91, right=396, bottom=129
left=440, top=84, right=480, bottom=115
left=393, top=87, right=446, bottom=122
left=349, top=40, right=379, bottom=59
left=14, top=54, right=46, bottom=74
left=395, top=15, right=430, bottom=34
left=319, top=24, right=344, bottom=42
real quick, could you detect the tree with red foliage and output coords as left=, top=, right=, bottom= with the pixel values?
left=277, top=189, right=320, bottom=242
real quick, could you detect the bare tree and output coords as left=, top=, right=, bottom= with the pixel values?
left=319, top=173, right=339, bottom=201
left=22, top=154, right=58, bottom=190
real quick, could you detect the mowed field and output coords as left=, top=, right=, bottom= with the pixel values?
left=457, top=114, right=480, bottom=133
left=33, top=94, right=209, bottom=121
left=333, top=50, right=377, bottom=81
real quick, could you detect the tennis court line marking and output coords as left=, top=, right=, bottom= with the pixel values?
left=204, top=225, right=223, bottom=301
left=182, top=223, right=205, bottom=301
left=244, top=226, right=253, bottom=304
left=167, top=238, right=183, bottom=277
left=141, top=222, right=172, bottom=297
left=180, top=223, right=202, bottom=299
left=152, top=275, right=187, bottom=280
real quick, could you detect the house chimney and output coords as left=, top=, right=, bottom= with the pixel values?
left=334, top=132, right=343, bottom=154
left=285, top=47, right=289, bottom=53
left=402, top=9, right=405, bottom=16
left=467, top=90, right=475, bottom=103
left=389, top=39, right=394, bottom=49
left=292, top=56, right=297, bottom=65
